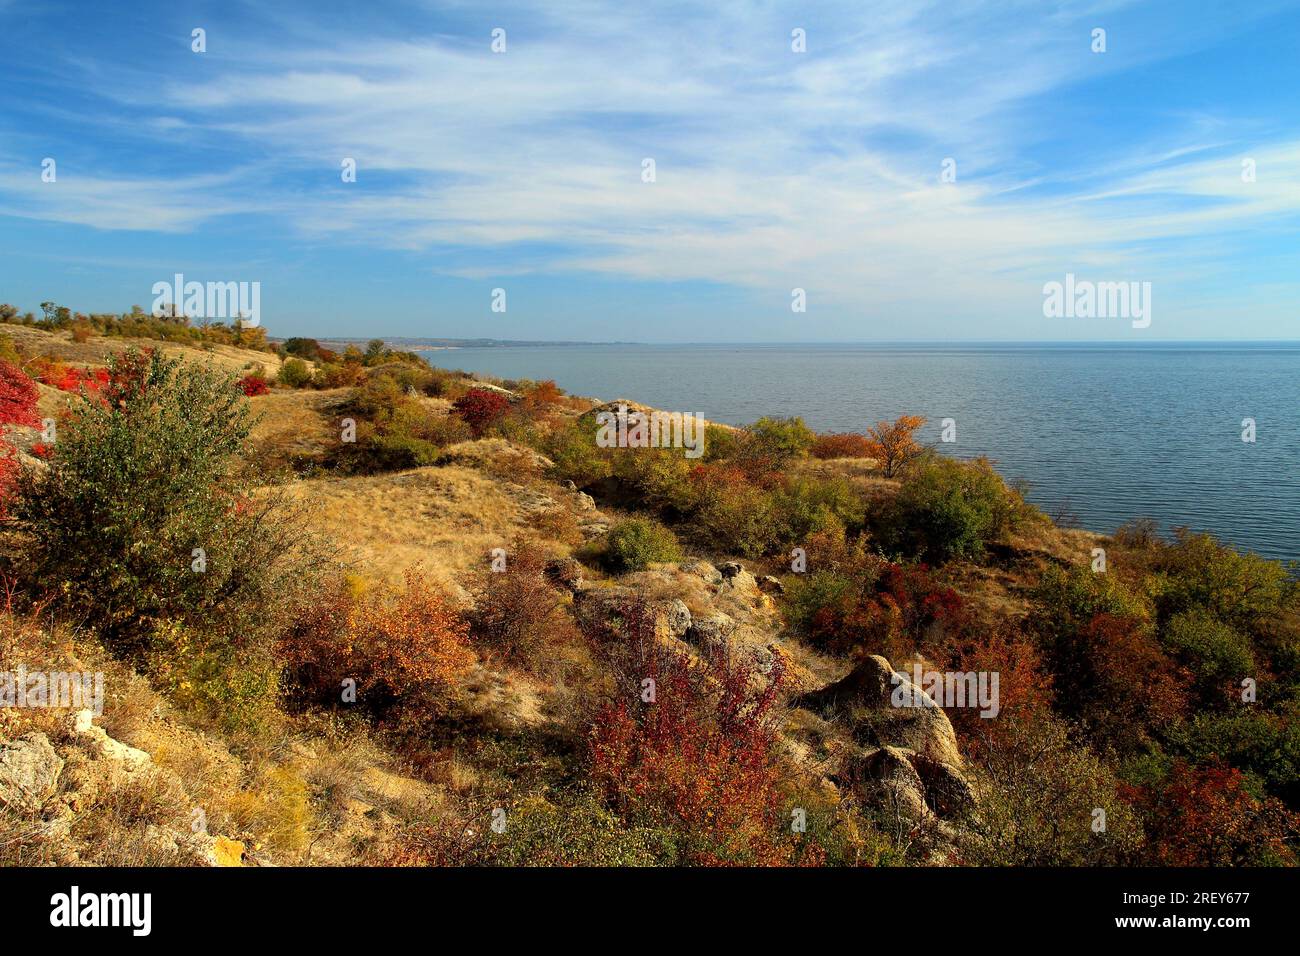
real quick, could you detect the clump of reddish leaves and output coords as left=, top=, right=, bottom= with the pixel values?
left=586, top=600, right=798, bottom=865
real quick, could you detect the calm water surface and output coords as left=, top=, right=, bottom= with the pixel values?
left=426, top=344, right=1300, bottom=564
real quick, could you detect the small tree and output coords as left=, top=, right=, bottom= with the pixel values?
left=864, top=414, right=926, bottom=477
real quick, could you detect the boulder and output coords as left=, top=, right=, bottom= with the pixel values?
left=574, top=588, right=690, bottom=642
left=684, top=611, right=737, bottom=650
left=0, top=733, right=63, bottom=813
left=793, top=654, right=964, bottom=770
left=758, top=575, right=785, bottom=595
left=71, top=709, right=153, bottom=773
left=850, top=745, right=931, bottom=821
left=543, top=557, right=585, bottom=592
left=679, top=560, right=723, bottom=586
left=654, top=599, right=692, bottom=640
left=909, top=752, right=977, bottom=817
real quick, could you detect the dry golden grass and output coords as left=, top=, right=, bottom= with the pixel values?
left=279, top=465, right=562, bottom=591
left=1, top=322, right=289, bottom=375
left=246, top=387, right=349, bottom=472
left=789, top=455, right=894, bottom=492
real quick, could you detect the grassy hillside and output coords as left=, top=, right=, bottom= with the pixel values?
left=1, top=323, right=1296, bottom=867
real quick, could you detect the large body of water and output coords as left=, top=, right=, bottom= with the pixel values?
left=427, top=343, right=1299, bottom=564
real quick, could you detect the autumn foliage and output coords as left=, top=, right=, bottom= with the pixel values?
left=237, top=374, right=271, bottom=396
left=0, top=361, right=40, bottom=518
left=1126, top=761, right=1299, bottom=866
left=586, top=603, right=797, bottom=864
left=0, top=361, right=40, bottom=429
left=811, top=431, right=875, bottom=460
left=452, top=387, right=511, bottom=437
left=280, top=569, right=474, bottom=723
left=864, top=414, right=927, bottom=477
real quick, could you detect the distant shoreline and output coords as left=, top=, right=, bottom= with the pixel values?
left=301, top=338, right=1300, bottom=351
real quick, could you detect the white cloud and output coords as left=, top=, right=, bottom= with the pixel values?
left=3, top=0, right=1297, bottom=336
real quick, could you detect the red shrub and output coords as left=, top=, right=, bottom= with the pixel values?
left=811, top=432, right=874, bottom=459
left=237, top=374, right=271, bottom=396
left=37, top=364, right=109, bottom=398
left=811, top=562, right=968, bottom=660
left=587, top=602, right=795, bottom=864
left=946, top=631, right=1053, bottom=754
left=0, top=361, right=39, bottom=429
left=452, top=388, right=511, bottom=437
left=1126, top=761, right=1299, bottom=866
left=1050, top=612, right=1189, bottom=750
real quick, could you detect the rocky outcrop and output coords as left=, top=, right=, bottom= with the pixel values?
left=794, top=654, right=963, bottom=769
left=573, top=586, right=692, bottom=642
left=0, top=732, right=64, bottom=813
left=0, top=711, right=248, bottom=866
left=792, top=655, right=973, bottom=824
left=544, top=557, right=585, bottom=593
left=685, top=611, right=736, bottom=651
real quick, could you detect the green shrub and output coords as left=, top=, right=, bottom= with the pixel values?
left=545, top=423, right=612, bottom=487
left=147, top=620, right=281, bottom=734
left=688, top=467, right=777, bottom=558
left=782, top=570, right=859, bottom=635
left=1151, top=529, right=1292, bottom=632
left=276, top=357, right=312, bottom=388
left=875, top=456, right=1022, bottom=563
left=702, top=425, right=740, bottom=461
left=1028, top=564, right=1147, bottom=651
left=615, top=448, right=700, bottom=516
left=735, top=416, right=814, bottom=474
left=747, top=416, right=814, bottom=458
left=604, top=518, right=682, bottom=572
left=769, top=476, right=867, bottom=544
left=1162, top=609, right=1256, bottom=700
left=367, top=434, right=443, bottom=470
left=1167, top=711, right=1300, bottom=802
left=15, top=349, right=315, bottom=655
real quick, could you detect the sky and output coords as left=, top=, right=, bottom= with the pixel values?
left=1, top=0, right=1298, bottom=342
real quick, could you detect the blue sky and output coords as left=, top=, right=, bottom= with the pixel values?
left=1, top=0, right=1298, bottom=342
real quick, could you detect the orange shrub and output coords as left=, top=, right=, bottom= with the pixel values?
left=280, top=569, right=474, bottom=722
left=811, top=432, right=874, bottom=459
